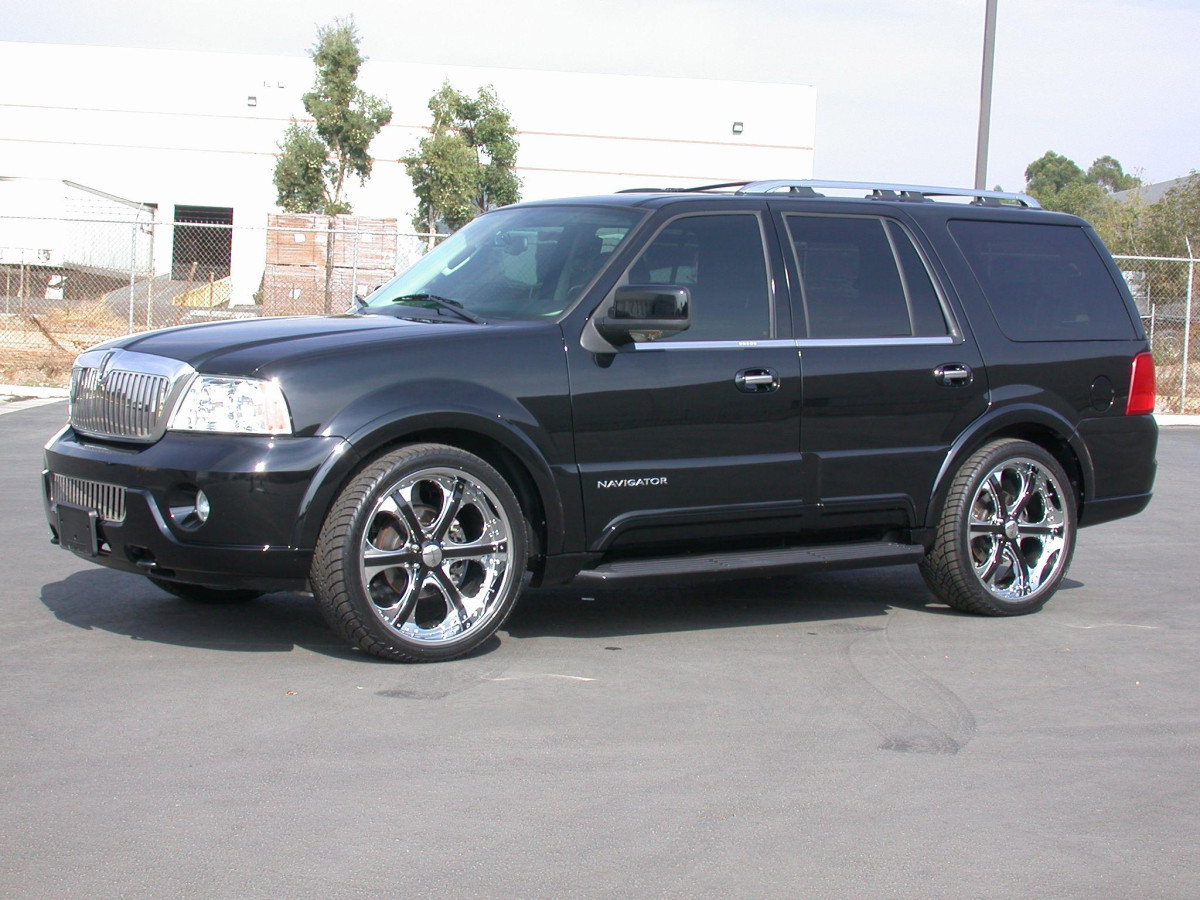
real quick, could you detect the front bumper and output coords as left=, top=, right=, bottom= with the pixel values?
left=43, top=427, right=348, bottom=591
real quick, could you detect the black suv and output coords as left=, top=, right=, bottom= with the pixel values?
left=43, top=180, right=1158, bottom=661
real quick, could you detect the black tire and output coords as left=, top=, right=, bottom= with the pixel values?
left=920, top=439, right=1076, bottom=616
left=311, top=443, right=528, bottom=662
left=148, top=577, right=262, bottom=604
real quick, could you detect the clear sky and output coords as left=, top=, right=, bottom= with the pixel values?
left=3, top=0, right=1196, bottom=192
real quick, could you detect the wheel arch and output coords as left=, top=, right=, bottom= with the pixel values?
left=293, top=410, right=563, bottom=576
left=925, top=405, right=1093, bottom=534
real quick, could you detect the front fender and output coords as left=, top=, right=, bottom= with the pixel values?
left=291, top=387, right=571, bottom=556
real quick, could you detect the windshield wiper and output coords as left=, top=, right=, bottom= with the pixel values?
left=388, top=293, right=486, bottom=324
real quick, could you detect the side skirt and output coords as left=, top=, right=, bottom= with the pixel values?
left=573, top=541, right=925, bottom=585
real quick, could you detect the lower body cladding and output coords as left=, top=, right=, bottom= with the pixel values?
left=42, top=428, right=346, bottom=591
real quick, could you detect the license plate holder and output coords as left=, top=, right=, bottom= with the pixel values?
left=57, top=504, right=100, bottom=557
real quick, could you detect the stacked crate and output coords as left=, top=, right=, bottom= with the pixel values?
left=261, top=214, right=398, bottom=316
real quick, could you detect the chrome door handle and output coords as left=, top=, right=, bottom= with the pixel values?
left=735, top=368, right=780, bottom=393
left=934, top=363, right=973, bottom=386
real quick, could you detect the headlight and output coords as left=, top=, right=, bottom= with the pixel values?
left=168, top=375, right=292, bottom=435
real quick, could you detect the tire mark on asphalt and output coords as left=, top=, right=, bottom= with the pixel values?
left=822, top=618, right=976, bottom=754
left=376, top=664, right=509, bottom=700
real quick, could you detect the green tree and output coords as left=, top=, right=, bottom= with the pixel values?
left=273, top=18, right=393, bottom=216
left=273, top=18, right=392, bottom=311
left=404, top=82, right=521, bottom=246
left=1141, top=172, right=1200, bottom=257
left=1025, top=150, right=1086, bottom=200
left=1089, top=191, right=1148, bottom=256
left=273, top=123, right=328, bottom=214
left=1023, top=151, right=1145, bottom=227
left=1087, top=155, right=1141, bottom=193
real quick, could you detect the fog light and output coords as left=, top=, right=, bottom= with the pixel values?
left=196, top=490, right=211, bottom=524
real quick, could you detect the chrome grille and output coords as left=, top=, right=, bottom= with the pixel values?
left=69, top=349, right=193, bottom=443
left=52, top=474, right=127, bottom=523
left=72, top=367, right=169, bottom=440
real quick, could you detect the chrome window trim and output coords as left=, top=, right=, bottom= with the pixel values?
left=781, top=211, right=961, bottom=341
left=631, top=339, right=797, bottom=351
left=631, top=335, right=958, bottom=351
left=795, top=335, right=959, bottom=349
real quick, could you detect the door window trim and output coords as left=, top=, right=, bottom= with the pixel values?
left=612, top=209, right=779, bottom=345
left=783, top=212, right=962, bottom=342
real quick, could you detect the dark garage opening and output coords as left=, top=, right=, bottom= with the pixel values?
left=172, top=205, right=233, bottom=281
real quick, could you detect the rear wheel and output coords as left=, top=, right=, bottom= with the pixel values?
left=921, top=439, right=1076, bottom=616
left=311, top=444, right=527, bottom=662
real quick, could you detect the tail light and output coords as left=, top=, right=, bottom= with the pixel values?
left=1126, top=352, right=1156, bottom=416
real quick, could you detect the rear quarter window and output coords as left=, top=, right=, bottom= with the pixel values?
left=949, top=220, right=1136, bottom=342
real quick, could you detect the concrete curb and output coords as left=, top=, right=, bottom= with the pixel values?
left=0, top=384, right=70, bottom=399
left=1153, top=414, right=1200, bottom=427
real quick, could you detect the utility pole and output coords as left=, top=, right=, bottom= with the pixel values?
left=974, top=0, right=999, bottom=190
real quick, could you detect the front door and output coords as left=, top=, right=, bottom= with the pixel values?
left=567, top=207, right=803, bottom=553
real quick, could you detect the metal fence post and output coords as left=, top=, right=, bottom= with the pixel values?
left=145, top=216, right=156, bottom=331
left=128, top=222, right=137, bottom=334
left=1183, top=249, right=1194, bottom=412
left=351, top=217, right=360, bottom=304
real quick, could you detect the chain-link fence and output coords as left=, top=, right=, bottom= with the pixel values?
left=1115, top=255, right=1197, bottom=414
left=1, top=213, right=155, bottom=386
left=3, top=219, right=1197, bottom=414
left=0, top=214, right=439, bottom=386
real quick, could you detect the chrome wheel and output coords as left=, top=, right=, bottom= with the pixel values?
left=968, top=458, right=1070, bottom=600
left=312, top=444, right=528, bottom=662
left=361, top=467, right=517, bottom=645
left=920, top=439, right=1077, bottom=617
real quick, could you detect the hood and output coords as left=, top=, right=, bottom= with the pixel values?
left=107, top=312, right=489, bottom=376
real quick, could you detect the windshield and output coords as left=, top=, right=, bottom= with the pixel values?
left=363, top=205, right=643, bottom=321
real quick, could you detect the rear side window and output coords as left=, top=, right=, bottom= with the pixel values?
left=785, top=215, right=949, bottom=339
left=949, top=220, right=1135, bottom=342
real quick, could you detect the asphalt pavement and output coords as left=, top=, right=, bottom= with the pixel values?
left=2, top=401, right=1197, bottom=898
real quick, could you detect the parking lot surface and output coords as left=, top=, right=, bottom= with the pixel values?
left=3, top=401, right=1198, bottom=898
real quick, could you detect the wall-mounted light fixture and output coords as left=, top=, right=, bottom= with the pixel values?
left=247, top=96, right=258, bottom=107
left=731, top=122, right=744, bottom=135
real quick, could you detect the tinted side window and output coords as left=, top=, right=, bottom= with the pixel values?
left=949, top=220, right=1136, bottom=342
left=887, top=221, right=949, bottom=337
left=786, top=215, right=947, bottom=339
left=626, top=214, right=771, bottom=341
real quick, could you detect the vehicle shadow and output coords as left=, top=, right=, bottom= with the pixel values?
left=40, top=568, right=372, bottom=662
left=41, top=563, right=987, bottom=659
left=505, top=564, right=969, bottom=641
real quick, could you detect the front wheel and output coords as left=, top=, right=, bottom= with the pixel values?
left=921, top=439, right=1076, bottom=616
left=311, top=444, right=528, bottom=662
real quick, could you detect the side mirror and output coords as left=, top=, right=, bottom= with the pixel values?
left=595, top=285, right=691, bottom=346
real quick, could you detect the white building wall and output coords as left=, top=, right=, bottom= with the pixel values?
left=0, top=41, right=815, bottom=302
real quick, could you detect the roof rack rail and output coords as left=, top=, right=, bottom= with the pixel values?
left=617, top=182, right=752, bottom=194
left=734, top=179, right=1041, bottom=208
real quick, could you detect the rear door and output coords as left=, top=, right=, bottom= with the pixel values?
left=772, top=205, right=990, bottom=530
